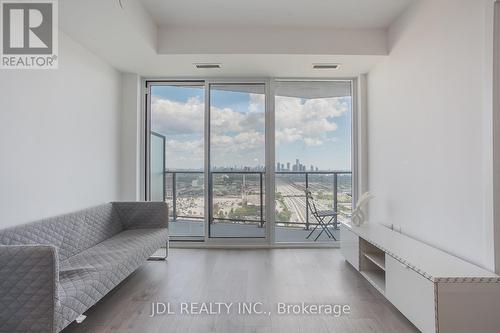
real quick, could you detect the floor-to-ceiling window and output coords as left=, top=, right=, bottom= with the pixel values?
left=274, top=81, right=353, bottom=243
left=209, top=83, right=267, bottom=238
left=147, top=79, right=353, bottom=244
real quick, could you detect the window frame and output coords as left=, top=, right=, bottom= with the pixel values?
left=143, top=77, right=360, bottom=247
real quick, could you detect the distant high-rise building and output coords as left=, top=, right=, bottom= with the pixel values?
left=310, top=165, right=314, bottom=171
left=315, top=167, right=319, bottom=172
left=277, top=162, right=281, bottom=171
left=286, top=162, right=290, bottom=171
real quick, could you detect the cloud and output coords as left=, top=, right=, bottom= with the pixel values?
left=151, top=94, right=349, bottom=167
left=166, top=139, right=203, bottom=154
left=211, top=131, right=264, bottom=153
left=304, top=138, right=324, bottom=146
left=151, top=95, right=264, bottom=136
left=275, top=96, right=348, bottom=146
left=151, top=96, right=204, bottom=135
left=164, top=139, right=204, bottom=166
left=249, top=93, right=265, bottom=113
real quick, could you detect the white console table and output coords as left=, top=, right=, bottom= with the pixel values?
left=340, top=222, right=500, bottom=333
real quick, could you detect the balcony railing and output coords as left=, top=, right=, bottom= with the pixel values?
left=164, top=170, right=352, bottom=230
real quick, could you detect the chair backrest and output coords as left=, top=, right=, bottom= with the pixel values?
left=305, top=189, right=319, bottom=215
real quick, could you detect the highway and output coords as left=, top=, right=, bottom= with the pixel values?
left=275, top=180, right=310, bottom=224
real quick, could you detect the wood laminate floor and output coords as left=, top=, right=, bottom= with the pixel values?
left=63, top=249, right=418, bottom=333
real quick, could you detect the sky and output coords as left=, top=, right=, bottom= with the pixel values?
left=151, top=84, right=352, bottom=171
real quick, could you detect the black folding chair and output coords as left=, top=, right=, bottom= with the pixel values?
left=305, top=189, right=338, bottom=241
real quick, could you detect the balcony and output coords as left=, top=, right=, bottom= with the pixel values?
left=165, top=170, right=352, bottom=242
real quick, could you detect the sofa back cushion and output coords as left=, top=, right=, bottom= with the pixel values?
left=77, top=204, right=123, bottom=254
left=0, top=203, right=123, bottom=260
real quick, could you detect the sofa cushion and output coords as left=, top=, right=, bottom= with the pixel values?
left=0, top=204, right=123, bottom=261
left=55, top=228, right=168, bottom=330
left=0, top=211, right=84, bottom=261
left=77, top=204, right=123, bottom=254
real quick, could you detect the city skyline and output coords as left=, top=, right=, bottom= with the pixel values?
left=164, top=158, right=348, bottom=173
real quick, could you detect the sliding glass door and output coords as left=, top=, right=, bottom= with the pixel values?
left=149, top=82, right=205, bottom=238
left=209, top=83, right=267, bottom=238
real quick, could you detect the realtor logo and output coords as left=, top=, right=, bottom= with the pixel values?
left=1, top=0, right=58, bottom=69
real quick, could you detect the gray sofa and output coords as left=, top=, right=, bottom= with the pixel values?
left=0, top=202, right=169, bottom=333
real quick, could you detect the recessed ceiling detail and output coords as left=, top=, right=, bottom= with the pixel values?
left=59, top=0, right=415, bottom=77
left=140, top=0, right=415, bottom=29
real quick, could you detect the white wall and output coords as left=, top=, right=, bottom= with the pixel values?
left=0, top=32, right=122, bottom=227
left=494, top=1, right=500, bottom=273
left=367, top=0, right=496, bottom=270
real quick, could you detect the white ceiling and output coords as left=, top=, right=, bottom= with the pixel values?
left=140, top=0, right=414, bottom=29
left=59, top=0, right=416, bottom=77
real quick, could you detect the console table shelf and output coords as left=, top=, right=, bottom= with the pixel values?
left=340, top=221, right=500, bottom=333
left=360, top=270, right=385, bottom=293
left=363, top=252, right=385, bottom=270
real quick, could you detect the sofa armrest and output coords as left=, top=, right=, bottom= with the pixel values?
left=113, top=202, right=169, bottom=229
left=0, top=245, right=58, bottom=333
